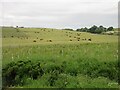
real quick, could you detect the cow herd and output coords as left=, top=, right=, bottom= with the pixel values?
left=3, top=28, right=92, bottom=43
left=65, top=32, right=92, bottom=42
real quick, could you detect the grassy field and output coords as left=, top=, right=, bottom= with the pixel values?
left=2, top=27, right=119, bottom=88
left=2, top=27, right=118, bottom=46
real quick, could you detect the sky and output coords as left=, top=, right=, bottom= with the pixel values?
left=0, top=0, right=119, bottom=29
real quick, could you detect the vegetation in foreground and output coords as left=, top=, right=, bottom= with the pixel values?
left=2, top=59, right=119, bottom=88
left=2, top=43, right=119, bottom=88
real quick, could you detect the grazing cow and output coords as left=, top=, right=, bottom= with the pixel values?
left=49, top=40, right=52, bottom=42
left=33, top=40, right=37, bottom=42
left=69, top=36, right=71, bottom=37
left=37, top=37, right=38, bottom=39
left=77, top=39, right=80, bottom=41
left=47, top=40, right=52, bottom=42
left=35, top=32, right=39, bottom=33
left=88, top=38, right=92, bottom=41
left=40, top=39, right=43, bottom=41
left=11, top=36, right=14, bottom=38
left=70, top=39, right=72, bottom=41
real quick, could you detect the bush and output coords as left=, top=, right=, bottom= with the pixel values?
left=2, top=60, right=44, bottom=87
left=2, top=59, right=118, bottom=87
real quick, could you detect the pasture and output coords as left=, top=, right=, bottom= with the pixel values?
left=2, top=27, right=119, bottom=88
left=2, top=27, right=118, bottom=46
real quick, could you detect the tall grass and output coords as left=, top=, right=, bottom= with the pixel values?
left=2, top=43, right=119, bottom=88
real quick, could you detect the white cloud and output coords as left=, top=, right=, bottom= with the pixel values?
left=1, top=0, right=118, bottom=28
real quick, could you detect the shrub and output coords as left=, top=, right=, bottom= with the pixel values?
left=2, top=59, right=118, bottom=87
left=2, top=60, right=44, bottom=87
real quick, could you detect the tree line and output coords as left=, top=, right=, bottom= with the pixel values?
left=76, top=25, right=114, bottom=34
left=63, top=25, right=114, bottom=34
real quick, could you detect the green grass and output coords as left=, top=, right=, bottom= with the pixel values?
left=2, top=43, right=118, bottom=66
left=17, top=75, right=118, bottom=88
left=2, top=27, right=119, bottom=88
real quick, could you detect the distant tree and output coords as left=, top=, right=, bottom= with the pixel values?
left=80, top=28, right=84, bottom=32
left=20, top=27, right=24, bottom=28
left=76, top=27, right=88, bottom=32
left=96, top=26, right=106, bottom=33
left=103, top=27, right=107, bottom=32
left=107, top=27, right=114, bottom=31
left=76, top=29, right=81, bottom=31
left=99, top=26, right=104, bottom=30
left=89, top=25, right=98, bottom=33
left=63, top=28, right=73, bottom=31
left=83, top=27, right=88, bottom=32
left=95, top=28, right=103, bottom=34
left=76, top=25, right=114, bottom=34
left=79, top=28, right=84, bottom=32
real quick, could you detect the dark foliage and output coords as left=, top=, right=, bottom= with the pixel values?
left=62, top=28, right=74, bottom=31
left=76, top=25, right=114, bottom=34
left=2, top=60, right=118, bottom=87
left=2, top=60, right=44, bottom=87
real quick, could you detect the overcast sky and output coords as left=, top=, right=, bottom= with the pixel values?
left=0, top=0, right=119, bottom=29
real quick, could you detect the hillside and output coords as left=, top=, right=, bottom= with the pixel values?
left=2, top=27, right=118, bottom=46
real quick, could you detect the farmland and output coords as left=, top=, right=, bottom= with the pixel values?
left=2, top=27, right=119, bottom=88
